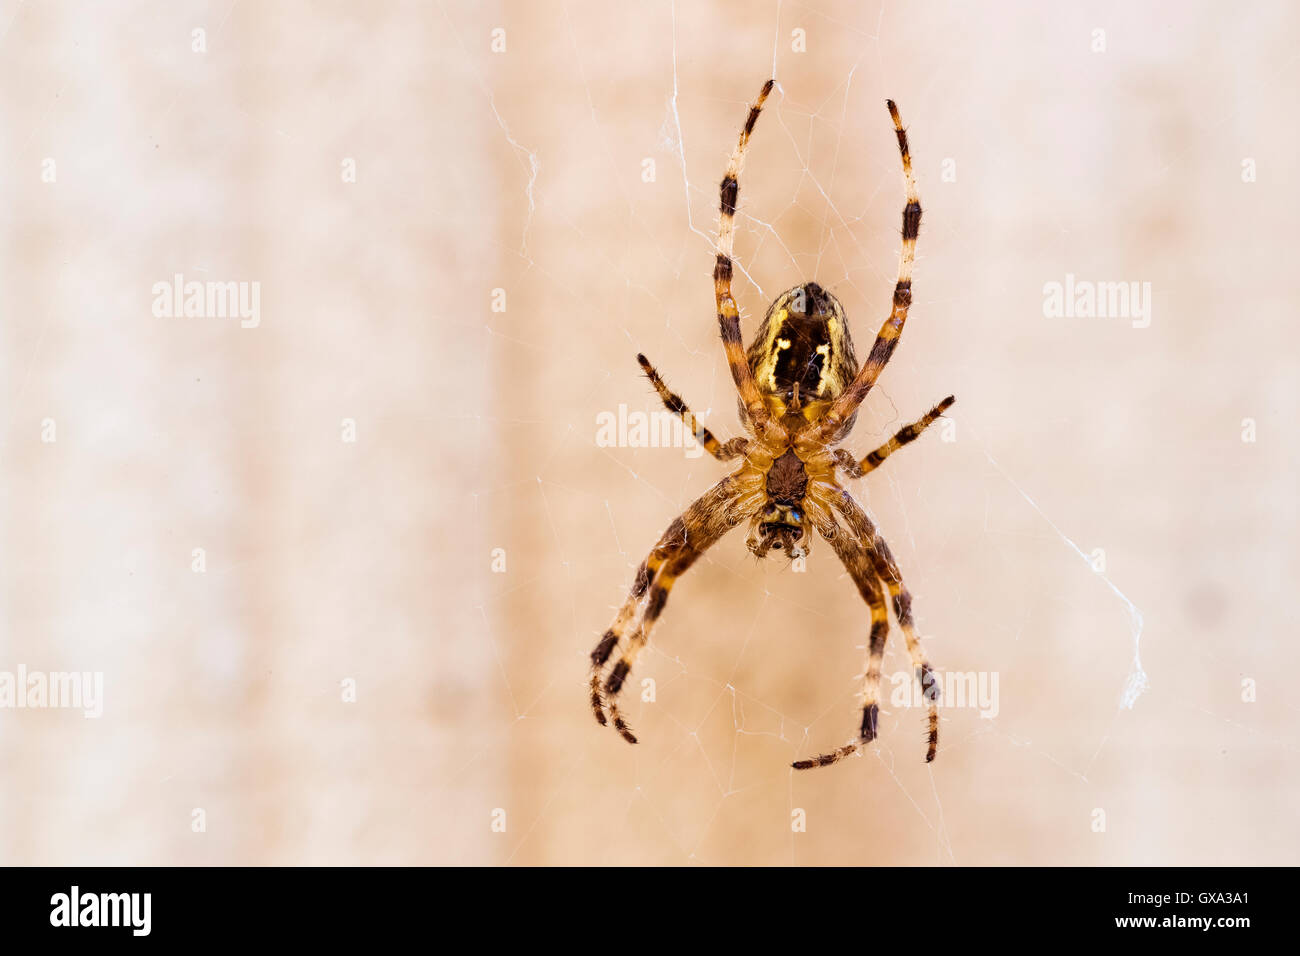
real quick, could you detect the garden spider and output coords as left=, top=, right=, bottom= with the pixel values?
left=590, top=80, right=952, bottom=769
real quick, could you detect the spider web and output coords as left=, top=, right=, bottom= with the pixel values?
left=2, top=0, right=1291, bottom=870
left=464, top=0, right=1186, bottom=866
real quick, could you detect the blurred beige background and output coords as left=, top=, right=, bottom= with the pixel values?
left=1, top=0, right=1296, bottom=865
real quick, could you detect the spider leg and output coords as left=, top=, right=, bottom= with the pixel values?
left=589, top=475, right=753, bottom=743
left=794, top=488, right=939, bottom=768
left=714, top=80, right=776, bottom=433
left=868, top=542, right=939, bottom=762
left=793, top=522, right=890, bottom=769
left=814, top=100, right=922, bottom=444
left=839, top=491, right=940, bottom=761
left=637, top=353, right=750, bottom=462
left=832, top=395, right=954, bottom=478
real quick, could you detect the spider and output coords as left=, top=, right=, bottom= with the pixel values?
left=589, top=80, right=952, bottom=769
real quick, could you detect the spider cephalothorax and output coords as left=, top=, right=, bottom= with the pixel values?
left=746, top=450, right=810, bottom=560
left=590, top=80, right=953, bottom=769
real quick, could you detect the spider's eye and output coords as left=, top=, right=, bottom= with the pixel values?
left=789, top=509, right=803, bottom=523
left=764, top=504, right=777, bottom=516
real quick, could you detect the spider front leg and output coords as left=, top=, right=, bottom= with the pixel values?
left=865, top=532, right=939, bottom=761
left=838, top=491, right=940, bottom=761
left=793, top=522, right=891, bottom=769
left=637, top=354, right=749, bottom=462
left=589, top=475, right=751, bottom=743
left=793, top=488, right=940, bottom=768
left=601, top=549, right=693, bottom=743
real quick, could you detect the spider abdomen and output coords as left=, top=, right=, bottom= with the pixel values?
left=746, top=282, right=859, bottom=409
